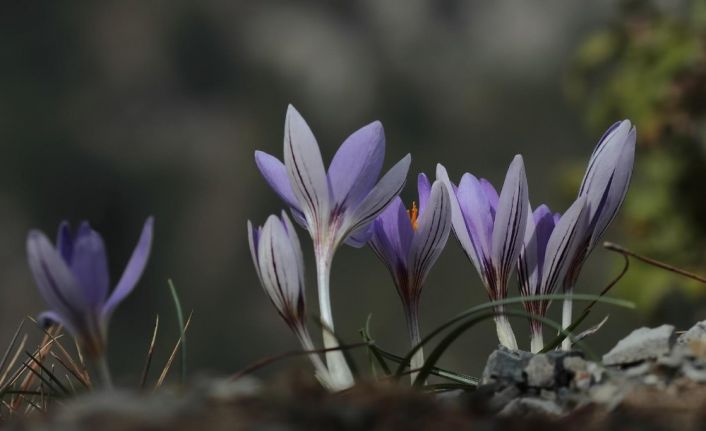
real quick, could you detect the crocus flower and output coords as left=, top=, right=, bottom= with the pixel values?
left=255, top=105, right=411, bottom=388
left=560, top=120, right=636, bottom=350
left=437, top=155, right=529, bottom=349
left=248, top=212, right=333, bottom=389
left=26, top=218, right=153, bottom=363
left=369, top=175, right=451, bottom=379
left=517, top=198, right=588, bottom=353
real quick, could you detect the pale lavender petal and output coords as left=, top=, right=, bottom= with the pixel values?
left=480, top=178, right=499, bottom=217
left=283, top=105, right=331, bottom=232
left=344, top=224, right=373, bottom=247
left=258, top=214, right=305, bottom=324
left=281, top=211, right=306, bottom=291
left=417, top=173, right=431, bottom=217
left=255, top=151, right=302, bottom=212
left=101, top=217, right=154, bottom=321
left=578, top=120, right=632, bottom=222
left=247, top=220, right=263, bottom=284
left=436, top=164, right=482, bottom=276
left=457, top=173, right=493, bottom=259
left=374, top=198, right=408, bottom=261
left=344, top=154, right=411, bottom=237
left=533, top=204, right=556, bottom=271
left=69, top=223, right=110, bottom=309
left=328, top=121, right=385, bottom=208
left=588, top=127, right=636, bottom=247
left=56, top=221, right=73, bottom=263
left=540, top=196, right=589, bottom=295
left=369, top=219, right=406, bottom=289
left=491, top=155, right=529, bottom=287
left=518, top=204, right=538, bottom=297
left=407, top=181, right=451, bottom=293
left=27, top=231, right=86, bottom=327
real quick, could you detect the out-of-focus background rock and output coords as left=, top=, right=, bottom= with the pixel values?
left=0, top=0, right=704, bottom=385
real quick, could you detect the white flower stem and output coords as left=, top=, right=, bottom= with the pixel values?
left=316, top=248, right=354, bottom=390
left=296, top=328, right=335, bottom=391
left=561, top=287, right=574, bottom=351
left=493, top=306, right=518, bottom=350
left=405, top=304, right=424, bottom=385
left=530, top=326, right=544, bottom=354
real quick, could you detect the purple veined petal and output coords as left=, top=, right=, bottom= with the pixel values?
left=344, top=224, right=373, bottom=247
left=407, top=180, right=451, bottom=292
left=27, top=231, right=87, bottom=327
left=518, top=204, right=539, bottom=297
left=578, top=121, right=632, bottom=220
left=588, top=127, right=636, bottom=248
left=69, top=224, right=110, bottom=309
left=533, top=204, right=557, bottom=272
left=480, top=178, right=499, bottom=218
left=344, top=154, right=411, bottom=238
left=56, top=221, right=73, bottom=263
left=372, top=198, right=409, bottom=263
left=540, top=196, right=589, bottom=295
left=369, top=218, right=406, bottom=290
left=101, top=217, right=154, bottom=321
left=247, top=220, right=264, bottom=285
left=38, top=310, right=79, bottom=337
left=435, top=164, right=482, bottom=276
left=283, top=105, right=331, bottom=233
left=417, top=173, right=431, bottom=217
left=491, top=155, right=529, bottom=287
left=457, top=173, right=493, bottom=260
left=328, top=121, right=385, bottom=209
left=281, top=211, right=306, bottom=291
left=255, top=151, right=303, bottom=212
left=257, top=215, right=305, bottom=324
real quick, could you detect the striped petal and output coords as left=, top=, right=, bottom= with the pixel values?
left=283, top=105, right=331, bottom=233
left=491, top=155, right=529, bottom=288
left=255, top=151, right=303, bottom=213
left=407, top=181, right=451, bottom=293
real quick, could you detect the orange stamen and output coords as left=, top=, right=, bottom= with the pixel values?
left=407, top=201, right=419, bottom=231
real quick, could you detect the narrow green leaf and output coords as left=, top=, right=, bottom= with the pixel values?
left=167, top=279, right=187, bottom=384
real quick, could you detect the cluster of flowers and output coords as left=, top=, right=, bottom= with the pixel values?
left=20, top=105, right=634, bottom=391
left=250, top=106, right=635, bottom=390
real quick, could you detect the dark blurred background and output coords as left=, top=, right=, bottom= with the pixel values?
left=2, top=0, right=706, bottom=384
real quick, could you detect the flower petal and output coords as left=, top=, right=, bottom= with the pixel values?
left=247, top=220, right=263, bottom=284
left=407, top=180, right=451, bottom=293
left=491, top=155, right=529, bottom=289
left=344, top=224, right=373, bottom=247
left=457, top=173, right=493, bottom=260
left=344, top=153, right=411, bottom=237
left=281, top=211, right=306, bottom=291
left=258, top=214, right=305, bottom=325
left=533, top=204, right=557, bottom=271
left=480, top=178, right=499, bottom=217
left=38, top=310, right=78, bottom=336
left=436, top=164, right=482, bottom=276
left=283, top=105, right=331, bottom=232
left=417, top=173, right=431, bottom=217
left=102, top=217, right=154, bottom=321
left=518, top=204, right=538, bottom=297
left=540, top=196, right=589, bottom=295
left=588, top=127, right=636, bottom=247
left=328, top=121, right=385, bottom=209
left=27, top=230, right=86, bottom=328
left=56, top=221, right=73, bottom=263
left=70, top=222, right=110, bottom=308
left=255, top=151, right=302, bottom=212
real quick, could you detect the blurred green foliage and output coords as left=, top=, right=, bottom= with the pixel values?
left=567, top=0, right=706, bottom=314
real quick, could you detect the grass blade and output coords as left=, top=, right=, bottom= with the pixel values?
left=167, top=280, right=187, bottom=384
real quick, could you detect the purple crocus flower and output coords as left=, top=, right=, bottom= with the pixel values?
left=26, top=217, right=153, bottom=360
left=369, top=174, right=451, bottom=379
left=437, top=155, right=529, bottom=349
left=517, top=198, right=588, bottom=353
left=255, top=105, right=411, bottom=388
left=248, top=212, right=333, bottom=389
left=560, top=120, right=636, bottom=350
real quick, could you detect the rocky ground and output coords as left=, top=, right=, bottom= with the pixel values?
left=6, top=321, right=706, bottom=430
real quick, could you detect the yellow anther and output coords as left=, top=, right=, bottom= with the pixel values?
left=407, top=202, right=419, bottom=231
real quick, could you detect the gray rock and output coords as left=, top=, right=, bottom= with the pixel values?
left=678, top=320, right=706, bottom=345
left=602, top=324, right=675, bottom=366
left=683, top=362, right=706, bottom=382
left=525, top=355, right=555, bottom=388
left=481, top=346, right=534, bottom=385
left=498, top=397, right=564, bottom=417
